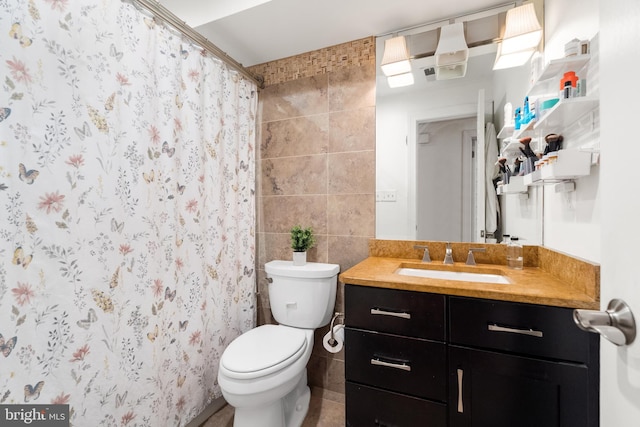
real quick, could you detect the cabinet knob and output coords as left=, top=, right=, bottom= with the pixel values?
left=573, top=299, right=636, bottom=346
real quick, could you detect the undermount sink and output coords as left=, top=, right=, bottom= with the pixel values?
left=395, top=267, right=511, bottom=285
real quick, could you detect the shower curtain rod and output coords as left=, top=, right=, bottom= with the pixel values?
left=129, top=0, right=264, bottom=88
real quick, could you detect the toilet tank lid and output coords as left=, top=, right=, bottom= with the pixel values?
left=265, top=260, right=339, bottom=278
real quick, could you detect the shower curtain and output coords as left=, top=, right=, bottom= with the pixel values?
left=0, top=0, right=257, bottom=425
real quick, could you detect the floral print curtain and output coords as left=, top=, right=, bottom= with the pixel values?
left=0, top=0, right=257, bottom=425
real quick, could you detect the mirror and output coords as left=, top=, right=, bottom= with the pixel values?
left=375, top=3, right=544, bottom=245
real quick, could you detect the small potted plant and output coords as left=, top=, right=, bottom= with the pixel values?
left=290, top=225, right=316, bottom=266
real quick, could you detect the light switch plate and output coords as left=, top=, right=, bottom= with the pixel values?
left=376, top=190, right=397, bottom=202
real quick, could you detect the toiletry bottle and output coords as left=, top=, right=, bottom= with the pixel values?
left=504, top=102, right=513, bottom=126
left=523, top=96, right=530, bottom=124
left=507, top=236, right=523, bottom=270
left=563, top=80, right=573, bottom=99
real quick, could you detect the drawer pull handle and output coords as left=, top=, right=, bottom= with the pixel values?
left=370, top=308, right=411, bottom=320
left=488, top=324, right=543, bottom=338
left=370, top=358, right=411, bottom=372
left=457, top=368, right=464, bottom=413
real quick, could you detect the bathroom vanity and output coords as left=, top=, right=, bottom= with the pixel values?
left=340, top=240, right=600, bottom=427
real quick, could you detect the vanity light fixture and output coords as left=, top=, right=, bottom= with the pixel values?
left=381, top=35, right=414, bottom=88
left=434, top=22, right=469, bottom=80
left=380, top=35, right=412, bottom=77
left=493, top=2, right=542, bottom=70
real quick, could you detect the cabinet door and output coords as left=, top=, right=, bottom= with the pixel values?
left=449, top=346, right=594, bottom=427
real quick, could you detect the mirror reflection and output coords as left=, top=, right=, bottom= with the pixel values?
left=375, top=3, right=544, bottom=245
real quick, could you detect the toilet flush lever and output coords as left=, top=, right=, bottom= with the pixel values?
left=573, top=299, right=636, bottom=346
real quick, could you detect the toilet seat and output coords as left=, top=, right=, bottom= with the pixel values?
left=221, top=325, right=307, bottom=380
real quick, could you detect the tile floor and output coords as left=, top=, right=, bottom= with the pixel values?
left=200, top=388, right=345, bottom=427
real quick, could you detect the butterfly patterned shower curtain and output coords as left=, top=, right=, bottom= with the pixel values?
left=0, top=0, right=257, bottom=425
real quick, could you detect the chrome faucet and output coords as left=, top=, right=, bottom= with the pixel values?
left=466, top=248, right=486, bottom=265
left=443, top=242, right=454, bottom=265
left=413, top=245, right=431, bottom=262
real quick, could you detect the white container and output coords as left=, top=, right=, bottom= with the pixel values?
left=564, top=38, right=581, bottom=57
left=292, top=251, right=306, bottom=266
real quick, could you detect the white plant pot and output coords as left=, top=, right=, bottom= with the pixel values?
left=292, top=251, right=307, bottom=266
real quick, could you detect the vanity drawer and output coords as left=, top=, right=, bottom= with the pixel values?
left=345, top=284, right=446, bottom=341
left=346, top=382, right=447, bottom=427
left=449, top=296, right=596, bottom=363
left=345, top=327, right=447, bottom=401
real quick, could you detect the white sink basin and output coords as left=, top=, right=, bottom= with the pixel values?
left=395, top=267, right=511, bottom=285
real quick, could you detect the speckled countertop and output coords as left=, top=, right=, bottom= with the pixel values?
left=339, top=240, right=600, bottom=310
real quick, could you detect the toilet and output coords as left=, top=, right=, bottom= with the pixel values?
left=217, top=260, right=339, bottom=427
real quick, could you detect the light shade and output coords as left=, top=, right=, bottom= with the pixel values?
left=435, top=23, right=468, bottom=80
left=501, top=2, right=542, bottom=54
left=435, top=23, right=469, bottom=66
left=493, top=2, right=542, bottom=70
left=381, top=36, right=412, bottom=76
left=387, top=72, right=415, bottom=88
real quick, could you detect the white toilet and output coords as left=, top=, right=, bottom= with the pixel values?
left=218, top=260, right=339, bottom=427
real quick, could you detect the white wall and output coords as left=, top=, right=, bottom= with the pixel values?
left=541, top=0, right=600, bottom=261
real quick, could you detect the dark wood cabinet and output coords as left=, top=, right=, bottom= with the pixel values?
left=448, top=296, right=599, bottom=427
left=344, top=286, right=599, bottom=427
left=345, top=285, right=447, bottom=427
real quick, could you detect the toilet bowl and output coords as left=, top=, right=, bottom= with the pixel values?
left=217, top=261, right=339, bottom=427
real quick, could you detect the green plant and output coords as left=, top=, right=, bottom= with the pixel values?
left=290, top=225, right=316, bottom=252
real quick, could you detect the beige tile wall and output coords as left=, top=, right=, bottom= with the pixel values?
left=249, top=37, right=376, bottom=400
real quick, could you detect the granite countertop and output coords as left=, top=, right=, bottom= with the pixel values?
left=339, top=240, right=600, bottom=310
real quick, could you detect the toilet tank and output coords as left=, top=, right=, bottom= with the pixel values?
left=265, top=260, right=339, bottom=328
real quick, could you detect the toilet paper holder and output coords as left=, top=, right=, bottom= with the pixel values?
left=328, top=312, right=344, bottom=347
left=573, top=299, right=636, bottom=346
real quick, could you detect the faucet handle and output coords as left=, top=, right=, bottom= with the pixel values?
left=443, top=242, right=454, bottom=265
left=413, top=245, right=431, bottom=262
left=466, top=248, right=486, bottom=265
